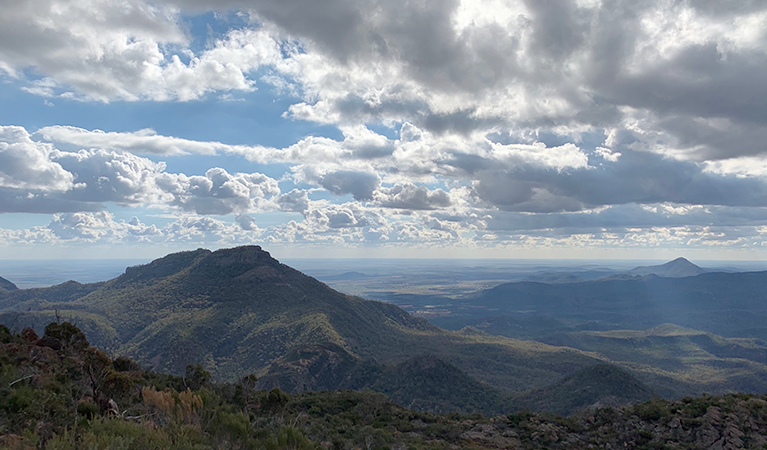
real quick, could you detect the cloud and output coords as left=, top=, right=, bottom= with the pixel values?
left=28, top=123, right=767, bottom=216
left=0, top=126, right=281, bottom=214
left=4, top=0, right=767, bottom=165
left=36, top=126, right=223, bottom=156
left=374, top=183, right=452, bottom=210
left=276, top=189, right=310, bottom=213
left=470, top=147, right=767, bottom=213
left=3, top=1, right=767, bottom=253
left=52, top=148, right=166, bottom=205
left=316, top=170, right=380, bottom=201
left=0, top=1, right=281, bottom=101
left=0, top=126, right=73, bottom=191
left=155, top=168, right=280, bottom=215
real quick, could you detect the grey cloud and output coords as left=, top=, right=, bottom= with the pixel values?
left=375, top=183, right=451, bottom=210
left=685, top=0, right=767, bottom=17
left=303, top=203, right=383, bottom=229
left=608, top=45, right=767, bottom=126
left=655, top=115, right=767, bottom=161
left=524, top=0, right=588, bottom=61
left=276, top=189, right=310, bottom=213
left=318, top=170, right=380, bottom=201
left=0, top=189, right=102, bottom=214
left=482, top=203, right=767, bottom=235
left=470, top=148, right=767, bottom=213
left=235, top=214, right=259, bottom=230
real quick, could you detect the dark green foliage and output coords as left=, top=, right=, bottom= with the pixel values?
left=77, top=400, right=99, bottom=418
left=20, top=327, right=38, bottom=342
left=43, top=321, right=89, bottom=353
left=264, top=387, right=289, bottom=410
left=185, top=363, right=211, bottom=390
left=6, top=321, right=767, bottom=449
left=112, top=355, right=140, bottom=372
left=514, top=363, right=654, bottom=416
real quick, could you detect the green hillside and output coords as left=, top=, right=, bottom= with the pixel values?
left=256, top=343, right=514, bottom=415
left=4, top=323, right=767, bottom=450
left=0, top=246, right=602, bottom=403
left=540, top=324, right=767, bottom=397
left=514, top=364, right=654, bottom=416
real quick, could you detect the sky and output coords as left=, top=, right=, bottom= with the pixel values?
left=0, top=0, right=766, bottom=260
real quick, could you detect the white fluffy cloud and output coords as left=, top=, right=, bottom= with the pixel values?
left=3, top=1, right=767, bottom=254
left=155, top=168, right=280, bottom=214
left=0, top=126, right=73, bottom=191
left=5, top=0, right=766, bottom=154
left=0, top=126, right=281, bottom=215
left=0, top=1, right=282, bottom=101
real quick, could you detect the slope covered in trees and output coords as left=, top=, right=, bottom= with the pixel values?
left=0, top=246, right=601, bottom=399
left=4, top=322, right=767, bottom=450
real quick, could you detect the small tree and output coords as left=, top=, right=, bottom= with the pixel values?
left=44, top=322, right=89, bottom=353
left=184, top=363, right=211, bottom=390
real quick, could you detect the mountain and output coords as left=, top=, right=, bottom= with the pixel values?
left=538, top=324, right=767, bottom=398
left=0, top=245, right=603, bottom=410
left=0, top=276, right=17, bottom=291
left=628, top=257, right=708, bottom=278
left=256, top=345, right=513, bottom=414
left=514, top=364, right=654, bottom=416
left=428, top=270, right=767, bottom=341
left=7, top=323, right=767, bottom=450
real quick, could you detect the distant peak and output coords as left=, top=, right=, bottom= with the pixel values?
left=629, top=257, right=707, bottom=278
left=669, top=257, right=693, bottom=264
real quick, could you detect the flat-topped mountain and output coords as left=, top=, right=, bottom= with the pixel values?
left=628, top=257, right=708, bottom=278
left=0, top=245, right=605, bottom=413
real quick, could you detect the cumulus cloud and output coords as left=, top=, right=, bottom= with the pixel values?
left=0, top=126, right=73, bottom=191
left=316, top=171, right=380, bottom=201
left=0, top=1, right=281, bottom=101
left=0, top=126, right=281, bottom=215
left=4, top=1, right=767, bottom=253
left=3, top=0, right=767, bottom=163
left=276, top=189, right=310, bottom=213
left=374, top=183, right=452, bottom=210
left=155, top=168, right=280, bottom=215
left=27, top=123, right=767, bottom=216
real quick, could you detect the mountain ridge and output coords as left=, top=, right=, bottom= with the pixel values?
left=628, top=257, right=708, bottom=278
left=0, top=245, right=605, bottom=412
left=514, top=363, right=654, bottom=416
left=0, top=276, right=17, bottom=291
